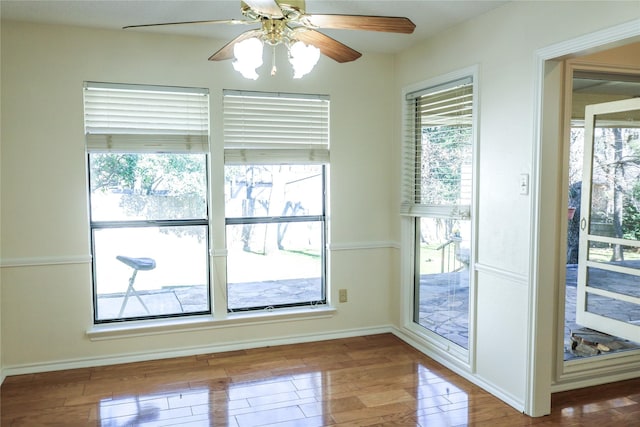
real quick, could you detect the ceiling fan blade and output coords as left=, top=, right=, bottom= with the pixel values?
left=242, top=0, right=284, bottom=18
left=304, top=14, right=416, bottom=34
left=208, top=29, right=263, bottom=61
left=123, top=19, right=249, bottom=30
left=285, top=0, right=306, bottom=14
left=294, top=29, right=361, bottom=63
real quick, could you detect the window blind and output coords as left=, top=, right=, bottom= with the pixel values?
left=401, top=77, right=474, bottom=217
left=84, top=82, right=209, bottom=153
left=223, top=90, right=330, bottom=164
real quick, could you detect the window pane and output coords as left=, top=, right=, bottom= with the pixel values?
left=225, top=165, right=323, bottom=218
left=419, top=127, right=472, bottom=206
left=226, top=221, right=324, bottom=310
left=414, top=217, right=471, bottom=349
left=586, top=293, right=640, bottom=324
left=415, top=83, right=473, bottom=207
left=587, top=126, right=640, bottom=239
left=89, top=153, right=207, bottom=221
left=586, top=266, right=640, bottom=299
left=89, top=152, right=210, bottom=323
left=93, top=226, right=209, bottom=321
left=587, top=242, right=640, bottom=262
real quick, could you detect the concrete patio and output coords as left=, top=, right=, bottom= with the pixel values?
left=414, top=263, right=640, bottom=360
left=96, top=279, right=323, bottom=320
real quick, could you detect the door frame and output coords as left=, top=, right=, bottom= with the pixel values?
left=576, top=97, right=640, bottom=341
left=559, top=63, right=640, bottom=381
left=531, top=19, right=640, bottom=415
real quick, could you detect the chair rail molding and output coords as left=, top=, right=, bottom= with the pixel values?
left=474, top=262, right=528, bottom=286
left=0, top=255, right=92, bottom=268
left=329, top=240, right=399, bottom=251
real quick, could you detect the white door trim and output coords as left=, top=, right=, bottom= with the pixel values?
left=529, top=19, right=640, bottom=417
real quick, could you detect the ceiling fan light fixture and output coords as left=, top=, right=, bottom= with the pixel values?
left=126, top=0, right=416, bottom=79
left=288, top=40, right=320, bottom=79
left=232, top=37, right=264, bottom=80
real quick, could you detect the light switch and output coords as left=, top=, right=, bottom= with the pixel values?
left=519, top=173, right=529, bottom=195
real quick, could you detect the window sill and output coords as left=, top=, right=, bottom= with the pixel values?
left=86, top=305, right=337, bottom=341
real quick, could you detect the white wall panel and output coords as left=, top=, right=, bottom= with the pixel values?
left=475, top=270, right=528, bottom=406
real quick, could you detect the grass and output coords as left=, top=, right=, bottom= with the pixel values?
left=419, top=243, right=464, bottom=275
left=227, top=246, right=321, bottom=283
left=588, top=246, right=640, bottom=263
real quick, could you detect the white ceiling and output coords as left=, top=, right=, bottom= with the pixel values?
left=0, top=0, right=508, bottom=55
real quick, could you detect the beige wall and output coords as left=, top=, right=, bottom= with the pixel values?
left=393, top=0, right=640, bottom=414
left=570, top=42, right=640, bottom=119
left=1, top=0, right=639, bottom=414
left=577, top=41, right=640, bottom=65
left=0, top=20, right=396, bottom=370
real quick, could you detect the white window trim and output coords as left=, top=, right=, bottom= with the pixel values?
left=86, top=305, right=337, bottom=341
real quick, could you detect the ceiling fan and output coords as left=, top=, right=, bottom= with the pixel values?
left=124, top=0, right=415, bottom=78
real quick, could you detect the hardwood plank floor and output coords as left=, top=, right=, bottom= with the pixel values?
left=1, top=334, right=639, bottom=426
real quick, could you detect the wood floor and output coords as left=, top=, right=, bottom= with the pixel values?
left=1, top=334, right=639, bottom=426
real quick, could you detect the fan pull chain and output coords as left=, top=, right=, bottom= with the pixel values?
left=270, top=46, right=277, bottom=76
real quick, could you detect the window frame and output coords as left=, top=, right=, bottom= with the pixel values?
left=222, top=90, right=330, bottom=313
left=400, top=67, right=479, bottom=364
left=84, top=82, right=212, bottom=324
left=224, top=164, right=328, bottom=312
left=88, top=192, right=213, bottom=325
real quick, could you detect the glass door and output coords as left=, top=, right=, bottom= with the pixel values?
left=576, top=98, right=640, bottom=342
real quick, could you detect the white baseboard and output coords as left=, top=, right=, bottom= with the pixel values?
left=391, top=327, right=526, bottom=414
left=2, top=325, right=395, bottom=378
left=552, top=368, right=640, bottom=393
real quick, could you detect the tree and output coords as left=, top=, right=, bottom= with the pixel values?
left=420, top=125, right=471, bottom=205
left=90, top=154, right=138, bottom=191
left=568, top=126, right=640, bottom=263
left=567, top=181, right=582, bottom=264
left=420, top=124, right=472, bottom=241
left=611, top=128, right=625, bottom=261
left=592, top=128, right=640, bottom=261
left=89, top=153, right=207, bottom=239
left=623, top=182, right=640, bottom=242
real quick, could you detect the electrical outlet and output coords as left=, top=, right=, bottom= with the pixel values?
left=339, top=289, right=348, bottom=303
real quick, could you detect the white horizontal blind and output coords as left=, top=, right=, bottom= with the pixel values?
left=84, top=82, right=209, bottom=153
left=224, top=90, right=329, bottom=164
left=402, top=77, right=473, bottom=217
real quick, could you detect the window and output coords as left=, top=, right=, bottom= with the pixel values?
left=84, top=82, right=210, bottom=323
left=402, top=75, right=475, bottom=350
left=223, top=90, right=329, bottom=312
